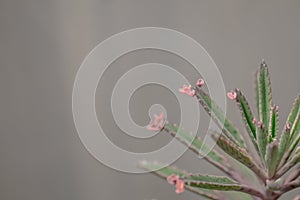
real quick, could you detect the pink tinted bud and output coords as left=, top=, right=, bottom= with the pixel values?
left=167, top=174, right=179, bottom=185
left=227, top=91, right=237, bottom=100
left=179, top=84, right=195, bottom=97
left=286, top=122, right=291, bottom=130
left=196, top=79, right=205, bottom=87
left=257, top=121, right=263, bottom=128
left=175, top=179, right=185, bottom=194
left=252, top=118, right=257, bottom=124
left=146, top=112, right=165, bottom=131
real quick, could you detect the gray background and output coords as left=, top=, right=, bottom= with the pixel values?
left=1, top=0, right=300, bottom=199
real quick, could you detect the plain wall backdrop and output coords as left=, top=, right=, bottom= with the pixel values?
left=0, top=0, right=300, bottom=199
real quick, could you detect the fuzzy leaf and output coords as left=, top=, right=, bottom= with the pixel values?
left=258, top=61, right=273, bottom=129
left=289, top=100, right=300, bottom=146
left=164, top=122, right=226, bottom=164
left=212, top=133, right=267, bottom=181
left=277, top=128, right=290, bottom=166
left=139, top=161, right=219, bottom=200
left=255, top=70, right=260, bottom=120
left=257, top=123, right=268, bottom=161
left=287, top=95, right=300, bottom=142
left=235, top=88, right=257, bottom=139
left=276, top=147, right=300, bottom=178
left=280, top=108, right=300, bottom=169
left=185, top=174, right=241, bottom=191
left=268, top=105, right=279, bottom=141
left=212, top=134, right=253, bottom=169
left=265, top=140, right=279, bottom=178
left=195, top=88, right=245, bottom=147
left=235, top=89, right=260, bottom=159
left=284, top=129, right=300, bottom=165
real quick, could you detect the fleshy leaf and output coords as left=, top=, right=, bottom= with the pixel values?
left=184, top=174, right=241, bottom=190
left=256, top=122, right=268, bottom=162
left=288, top=97, right=300, bottom=146
left=139, top=161, right=220, bottom=200
left=163, top=122, right=245, bottom=183
left=265, top=140, right=279, bottom=178
left=234, top=88, right=259, bottom=157
left=268, top=105, right=279, bottom=141
left=164, top=122, right=226, bottom=165
left=276, top=147, right=300, bottom=178
left=212, top=134, right=267, bottom=181
left=277, top=128, right=290, bottom=167
left=255, top=70, right=260, bottom=120
left=195, top=88, right=245, bottom=147
left=287, top=95, right=300, bottom=143
left=258, top=61, right=273, bottom=129
left=235, top=88, right=257, bottom=139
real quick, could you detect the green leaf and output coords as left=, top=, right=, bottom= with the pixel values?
left=289, top=96, right=300, bottom=145
left=287, top=95, right=300, bottom=140
left=255, top=70, right=260, bottom=122
left=265, top=140, right=279, bottom=178
left=212, top=134, right=253, bottom=168
left=276, top=147, right=300, bottom=178
left=257, top=122, right=268, bottom=161
left=212, top=133, right=267, bottom=181
left=268, top=105, right=279, bottom=141
left=280, top=104, right=300, bottom=168
left=235, top=89, right=259, bottom=157
left=235, top=88, right=257, bottom=139
left=284, top=126, right=300, bottom=164
left=185, top=174, right=241, bottom=191
left=258, top=61, right=273, bottom=129
left=139, top=161, right=220, bottom=200
left=164, top=122, right=226, bottom=165
left=277, top=128, right=290, bottom=166
left=195, top=88, right=245, bottom=147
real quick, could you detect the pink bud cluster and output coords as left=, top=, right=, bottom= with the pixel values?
left=146, top=112, right=165, bottom=131
left=179, top=84, right=195, bottom=97
left=227, top=91, right=237, bottom=100
left=179, top=79, right=205, bottom=97
left=166, top=174, right=185, bottom=194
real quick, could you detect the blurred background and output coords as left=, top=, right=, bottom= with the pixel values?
left=1, top=0, right=300, bottom=199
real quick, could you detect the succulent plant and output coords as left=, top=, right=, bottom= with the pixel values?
left=139, top=61, right=300, bottom=200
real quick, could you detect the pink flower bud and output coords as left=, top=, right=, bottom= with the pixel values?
left=175, top=179, right=185, bottom=194
left=146, top=112, right=165, bottom=131
left=257, top=121, right=263, bottom=128
left=179, top=84, right=195, bottom=97
left=286, top=122, right=291, bottom=131
left=196, top=79, right=205, bottom=87
left=167, top=174, right=179, bottom=185
left=227, top=91, right=237, bottom=100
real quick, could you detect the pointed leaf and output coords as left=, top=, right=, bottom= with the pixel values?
left=235, top=88, right=257, bottom=139
left=277, top=127, right=290, bottom=166
left=164, top=122, right=226, bottom=164
left=256, top=122, right=268, bottom=161
left=185, top=174, right=241, bottom=191
left=255, top=69, right=260, bottom=120
left=139, top=161, right=220, bottom=200
left=212, top=134, right=267, bottom=181
left=212, top=134, right=253, bottom=167
left=287, top=95, right=300, bottom=141
left=195, top=88, right=245, bottom=147
left=235, top=89, right=260, bottom=159
left=265, top=140, right=279, bottom=178
left=268, top=105, right=279, bottom=141
left=289, top=99, right=300, bottom=145
left=258, top=61, right=273, bottom=129
left=276, top=147, right=300, bottom=178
